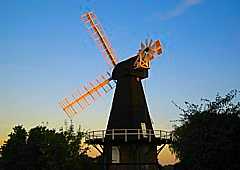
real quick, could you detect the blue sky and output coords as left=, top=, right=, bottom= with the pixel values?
left=1, top=0, right=240, bottom=152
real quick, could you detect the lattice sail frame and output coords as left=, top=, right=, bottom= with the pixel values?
left=59, top=72, right=116, bottom=118
left=81, top=12, right=118, bottom=68
left=59, top=12, right=119, bottom=119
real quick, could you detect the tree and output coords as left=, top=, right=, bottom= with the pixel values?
left=170, top=90, right=240, bottom=170
left=0, top=125, right=29, bottom=170
left=27, top=126, right=69, bottom=170
left=0, top=123, right=95, bottom=170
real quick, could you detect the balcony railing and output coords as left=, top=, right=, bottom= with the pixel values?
left=85, top=129, right=172, bottom=143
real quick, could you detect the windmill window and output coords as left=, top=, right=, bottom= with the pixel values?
left=112, top=146, right=120, bottom=163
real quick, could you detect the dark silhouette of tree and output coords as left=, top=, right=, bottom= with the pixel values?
left=0, top=124, right=95, bottom=170
left=27, top=126, right=69, bottom=170
left=0, top=125, right=29, bottom=169
left=170, top=90, right=240, bottom=170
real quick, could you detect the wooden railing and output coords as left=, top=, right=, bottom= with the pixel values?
left=85, top=129, right=172, bottom=143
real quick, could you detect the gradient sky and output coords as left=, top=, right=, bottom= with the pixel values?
left=1, top=0, right=240, bottom=165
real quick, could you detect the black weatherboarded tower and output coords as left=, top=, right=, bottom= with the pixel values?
left=104, top=56, right=158, bottom=170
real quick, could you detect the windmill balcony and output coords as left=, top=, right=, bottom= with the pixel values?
left=85, top=129, right=172, bottom=145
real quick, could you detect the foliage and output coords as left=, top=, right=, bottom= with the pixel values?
left=170, top=90, right=240, bottom=170
left=0, top=123, right=95, bottom=170
left=0, top=126, right=28, bottom=169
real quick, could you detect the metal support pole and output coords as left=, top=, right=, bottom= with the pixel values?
left=112, top=129, right=114, bottom=140
left=149, top=130, right=151, bottom=142
left=102, top=130, right=104, bottom=142
left=125, top=129, right=127, bottom=142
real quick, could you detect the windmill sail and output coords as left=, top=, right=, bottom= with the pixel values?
left=59, top=12, right=119, bottom=119
left=59, top=72, right=116, bottom=119
left=81, top=12, right=118, bottom=68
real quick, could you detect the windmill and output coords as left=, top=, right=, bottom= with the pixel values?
left=59, top=11, right=172, bottom=170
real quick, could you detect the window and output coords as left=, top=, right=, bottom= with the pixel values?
left=112, top=146, right=120, bottom=163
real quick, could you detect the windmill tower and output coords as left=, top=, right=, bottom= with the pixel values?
left=59, top=12, right=172, bottom=170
